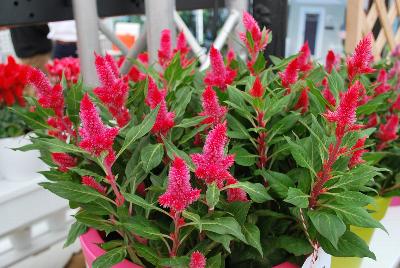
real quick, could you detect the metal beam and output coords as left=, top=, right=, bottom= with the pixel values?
left=120, top=26, right=147, bottom=75
left=72, top=0, right=100, bottom=86
left=98, top=20, right=129, bottom=55
left=225, top=0, right=248, bottom=58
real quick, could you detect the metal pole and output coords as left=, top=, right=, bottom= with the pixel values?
left=145, top=0, right=176, bottom=67
left=195, top=9, right=204, bottom=45
left=120, top=27, right=147, bottom=75
left=98, top=20, right=129, bottom=55
left=225, top=0, right=247, bottom=58
left=72, top=0, right=100, bottom=86
left=174, top=11, right=207, bottom=64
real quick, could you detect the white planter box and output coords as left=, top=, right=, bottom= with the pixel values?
left=0, top=135, right=47, bottom=181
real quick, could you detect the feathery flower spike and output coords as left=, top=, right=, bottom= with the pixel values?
left=240, top=12, right=269, bottom=61
left=226, top=47, right=236, bottom=66
left=374, top=69, right=391, bottom=96
left=347, top=34, right=375, bottom=82
left=145, top=78, right=175, bottom=136
left=249, top=76, right=264, bottom=98
left=279, top=58, right=299, bottom=93
left=348, top=137, right=368, bottom=168
left=321, top=78, right=336, bottom=108
left=51, top=153, right=77, bottom=172
left=226, top=177, right=248, bottom=202
left=294, top=87, right=309, bottom=113
left=376, top=114, right=399, bottom=150
left=204, top=45, right=237, bottom=91
left=199, top=86, right=227, bottom=126
left=189, top=251, right=206, bottom=268
left=158, top=29, right=172, bottom=69
left=82, top=176, right=107, bottom=194
left=191, top=122, right=235, bottom=188
left=158, top=157, right=201, bottom=212
left=325, top=50, right=339, bottom=73
left=297, top=42, right=313, bottom=73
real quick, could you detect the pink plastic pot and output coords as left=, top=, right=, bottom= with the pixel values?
left=80, top=228, right=299, bottom=268
left=390, top=196, right=400, bottom=206
left=80, top=228, right=141, bottom=268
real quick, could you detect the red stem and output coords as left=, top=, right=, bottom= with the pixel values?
left=170, top=211, right=182, bottom=257
left=256, top=110, right=267, bottom=168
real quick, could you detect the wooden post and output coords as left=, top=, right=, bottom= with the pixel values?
left=345, top=0, right=364, bottom=54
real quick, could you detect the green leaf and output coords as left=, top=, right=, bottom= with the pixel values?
left=205, top=232, right=233, bottom=253
left=319, top=231, right=376, bottom=259
left=259, top=170, right=294, bottom=198
left=220, top=201, right=251, bottom=224
left=66, top=80, right=84, bottom=124
left=11, top=107, right=49, bottom=130
left=285, top=136, right=316, bottom=174
left=324, top=203, right=386, bottom=231
left=284, top=188, right=309, bottom=208
left=229, top=146, right=257, bottom=166
left=324, top=191, right=374, bottom=207
left=227, top=114, right=251, bottom=140
left=225, top=181, right=272, bottom=203
left=133, top=243, right=159, bottom=265
left=123, top=192, right=166, bottom=215
left=327, top=69, right=342, bottom=101
left=122, top=216, right=163, bottom=240
left=119, top=106, right=159, bottom=157
left=140, top=143, right=164, bottom=172
left=36, top=138, right=86, bottom=154
left=64, top=221, right=87, bottom=247
left=158, top=256, right=189, bottom=267
left=92, top=247, right=127, bottom=268
left=242, top=223, right=263, bottom=257
left=206, top=183, right=220, bottom=210
left=40, top=181, right=104, bottom=203
left=331, top=165, right=379, bottom=190
left=162, top=137, right=195, bottom=171
left=276, top=235, right=313, bottom=256
left=75, top=211, right=114, bottom=233
left=200, top=217, right=246, bottom=242
left=182, top=211, right=202, bottom=231
left=206, top=253, right=222, bottom=268
left=308, top=210, right=346, bottom=248
left=175, top=116, right=206, bottom=128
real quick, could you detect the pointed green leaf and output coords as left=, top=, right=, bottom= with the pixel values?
left=308, top=210, right=346, bottom=248
left=242, top=223, right=263, bottom=257
left=284, top=187, right=309, bottom=208
left=140, top=143, right=164, bottom=172
left=92, top=247, right=127, bottom=268
left=206, top=183, right=220, bottom=210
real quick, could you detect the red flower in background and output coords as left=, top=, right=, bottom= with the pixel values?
left=348, top=137, right=368, bottom=168
left=294, top=87, right=309, bottom=113
left=51, top=152, right=77, bottom=172
left=158, top=157, right=201, bottom=212
left=391, top=94, right=400, bottom=111
left=145, top=78, right=175, bottom=136
left=0, top=56, right=28, bottom=107
left=204, top=46, right=237, bottom=91
left=226, top=47, right=236, bottom=66
left=297, top=42, right=313, bottom=73
left=158, top=29, right=172, bottom=69
left=366, top=113, right=379, bottom=128
left=46, top=57, right=80, bottom=84
left=347, top=34, right=375, bottom=82
left=325, top=50, right=339, bottom=73
left=78, top=94, right=118, bottom=157
left=279, top=58, right=299, bottom=93
left=321, top=78, right=336, bottom=108
left=93, top=54, right=131, bottom=127
left=324, top=81, right=363, bottom=138
left=249, top=76, right=264, bottom=98
left=374, top=69, right=391, bottom=96
left=81, top=176, right=107, bottom=194
left=376, top=114, right=399, bottom=150
left=189, top=251, right=206, bottom=268
left=199, top=86, right=227, bottom=126
left=117, top=56, right=146, bottom=83
left=389, top=60, right=400, bottom=90
left=226, top=176, right=248, bottom=202
left=191, top=123, right=235, bottom=188
left=138, top=52, right=149, bottom=66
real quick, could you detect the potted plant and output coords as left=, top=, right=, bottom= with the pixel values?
left=0, top=56, right=47, bottom=181
left=18, top=13, right=388, bottom=268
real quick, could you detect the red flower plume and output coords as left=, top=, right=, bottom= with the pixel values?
left=374, top=69, right=391, bottom=96
left=376, top=114, right=399, bottom=150
left=325, top=50, right=339, bottom=73
left=78, top=94, right=118, bottom=156
left=51, top=152, right=77, bottom=172
left=297, top=42, right=313, bottom=73
left=226, top=47, right=236, bottom=66
left=391, top=94, right=400, bottom=111
left=158, top=29, right=172, bottom=69
left=145, top=78, right=175, bottom=136
left=199, top=86, right=227, bottom=126
left=249, top=76, right=264, bottom=98
left=191, top=122, right=235, bottom=188
left=189, top=251, right=206, bottom=268
left=226, top=177, right=248, bottom=202
left=321, top=78, right=336, bottom=108
left=46, top=57, right=80, bottom=84
left=93, top=54, right=130, bottom=127
left=279, top=58, right=299, bottom=93
left=294, top=87, right=309, bottom=113
left=158, top=157, right=201, bottom=212
left=82, top=176, right=107, bottom=194
left=0, top=56, right=28, bottom=107
left=347, top=34, right=375, bottom=82
left=348, top=137, right=368, bottom=168
left=240, top=11, right=269, bottom=60
left=204, top=46, right=237, bottom=91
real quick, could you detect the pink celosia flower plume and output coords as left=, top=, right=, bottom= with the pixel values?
left=204, top=45, right=237, bottom=91
left=226, top=47, right=236, bottom=66
left=189, top=251, right=206, bottom=268
left=348, top=137, right=368, bottom=168
left=279, top=58, right=299, bottom=94
left=191, top=123, right=235, bottom=188
left=391, top=94, right=400, bottom=111
left=78, top=94, right=119, bottom=157
left=240, top=11, right=269, bottom=65
left=374, top=69, right=391, bottom=96
left=324, top=81, right=363, bottom=138
left=297, top=42, right=313, bottom=73
left=376, top=113, right=399, bottom=150
left=158, top=157, right=201, bottom=212
left=51, top=153, right=77, bottom=172
left=93, top=54, right=131, bottom=127
left=199, top=86, right=227, bottom=126
left=325, top=50, right=339, bottom=73
left=347, top=34, right=375, bottom=82
left=145, top=78, right=175, bottom=136
left=173, top=32, right=190, bottom=59
left=294, top=87, right=309, bottom=113
left=81, top=176, right=107, bottom=194
left=226, top=176, right=248, bottom=202
left=366, top=113, right=379, bottom=128
left=249, top=76, right=265, bottom=98
left=158, top=29, right=172, bottom=69
left=117, top=56, right=146, bottom=83
left=46, top=57, right=80, bottom=84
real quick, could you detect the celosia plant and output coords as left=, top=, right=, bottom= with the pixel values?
left=46, top=57, right=80, bottom=85
left=17, top=12, right=394, bottom=268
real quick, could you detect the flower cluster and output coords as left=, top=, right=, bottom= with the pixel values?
left=199, top=86, right=227, bottom=126
left=158, top=30, right=192, bottom=69
left=347, top=34, right=375, bottom=82
left=51, top=152, right=77, bottom=172
left=46, top=57, right=80, bottom=85
left=0, top=56, right=29, bottom=107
